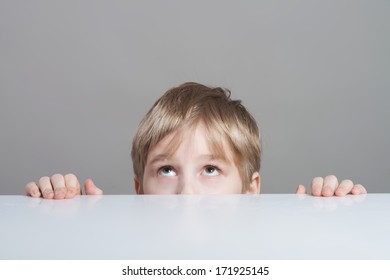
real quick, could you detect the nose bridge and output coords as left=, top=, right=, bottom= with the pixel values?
left=178, top=173, right=195, bottom=194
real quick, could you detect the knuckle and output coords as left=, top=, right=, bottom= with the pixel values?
left=39, top=176, right=50, bottom=182
left=311, top=178, right=323, bottom=194
left=65, top=173, right=77, bottom=179
left=312, top=177, right=324, bottom=188
left=51, top=173, right=64, bottom=181
left=355, top=184, right=367, bottom=192
left=312, top=177, right=323, bottom=183
left=25, top=181, right=35, bottom=189
left=65, top=173, right=78, bottom=184
left=25, top=182, right=37, bottom=195
left=326, top=175, right=338, bottom=181
left=341, top=179, right=353, bottom=187
left=65, top=173, right=80, bottom=188
left=38, top=176, right=51, bottom=188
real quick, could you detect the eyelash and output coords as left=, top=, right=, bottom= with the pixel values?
left=157, top=165, right=221, bottom=176
left=204, top=165, right=221, bottom=175
left=158, top=165, right=176, bottom=176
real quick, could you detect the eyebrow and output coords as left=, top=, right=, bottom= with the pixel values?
left=148, top=154, right=171, bottom=166
left=201, top=154, right=228, bottom=162
left=148, top=153, right=228, bottom=166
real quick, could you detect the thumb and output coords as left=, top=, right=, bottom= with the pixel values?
left=84, top=178, right=103, bottom=195
left=296, top=184, right=307, bottom=194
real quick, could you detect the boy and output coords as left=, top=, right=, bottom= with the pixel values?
left=25, top=82, right=367, bottom=198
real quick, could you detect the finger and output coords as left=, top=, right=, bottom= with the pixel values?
left=25, top=182, right=41, bottom=198
left=322, top=175, right=339, bottom=197
left=64, top=173, right=81, bottom=199
left=38, top=176, right=54, bottom=199
left=51, top=174, right=67, bottom=199
left=311, top=177, right=324, bottom=196
left=84, top=179, right=103, bottom=195
left=351, top=184, right=367, bottom=195
left=296, top=184, right=307, bottom=194
left=335, top=179, right=354, bottom=196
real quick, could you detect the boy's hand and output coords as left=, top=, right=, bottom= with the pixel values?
left=296, top=175, right=367, bottom=196
left=25, top=174, right=103, bottom=199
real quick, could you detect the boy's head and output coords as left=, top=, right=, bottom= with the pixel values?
left=131, top=82, right=261, bottom=194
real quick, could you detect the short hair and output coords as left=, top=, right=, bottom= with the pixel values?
left=131, top=82, right=261, bottom=191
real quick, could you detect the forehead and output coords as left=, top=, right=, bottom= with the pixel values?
left=146, top=122, right=234, bottom=164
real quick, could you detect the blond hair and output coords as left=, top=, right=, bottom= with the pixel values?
left=131, top=82, right=261, bottom=191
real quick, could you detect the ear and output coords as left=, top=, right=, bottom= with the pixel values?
left=245, top=172, right=261, bottom=194
left=134, top=176, right=143, bottom=194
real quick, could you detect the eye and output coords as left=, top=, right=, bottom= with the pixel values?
left=202, top=165, right=220, bottom=176
left=158, top=166, right=177, bottom=177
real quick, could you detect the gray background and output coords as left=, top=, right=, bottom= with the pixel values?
left=1, top=0, right=389, bottom=195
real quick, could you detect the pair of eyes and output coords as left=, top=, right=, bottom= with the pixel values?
left=158, top=165, right=221, bottom=177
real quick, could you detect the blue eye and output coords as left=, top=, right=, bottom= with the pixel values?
left=158, top=166, right=177, bottom=177
left=203, top=166, right=220, bottom=176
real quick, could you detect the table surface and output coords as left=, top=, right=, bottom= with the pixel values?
left=1, top=194, right=389, bottom=259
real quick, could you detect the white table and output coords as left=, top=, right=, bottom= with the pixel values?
left=1, top=194, right=389, bottom=259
